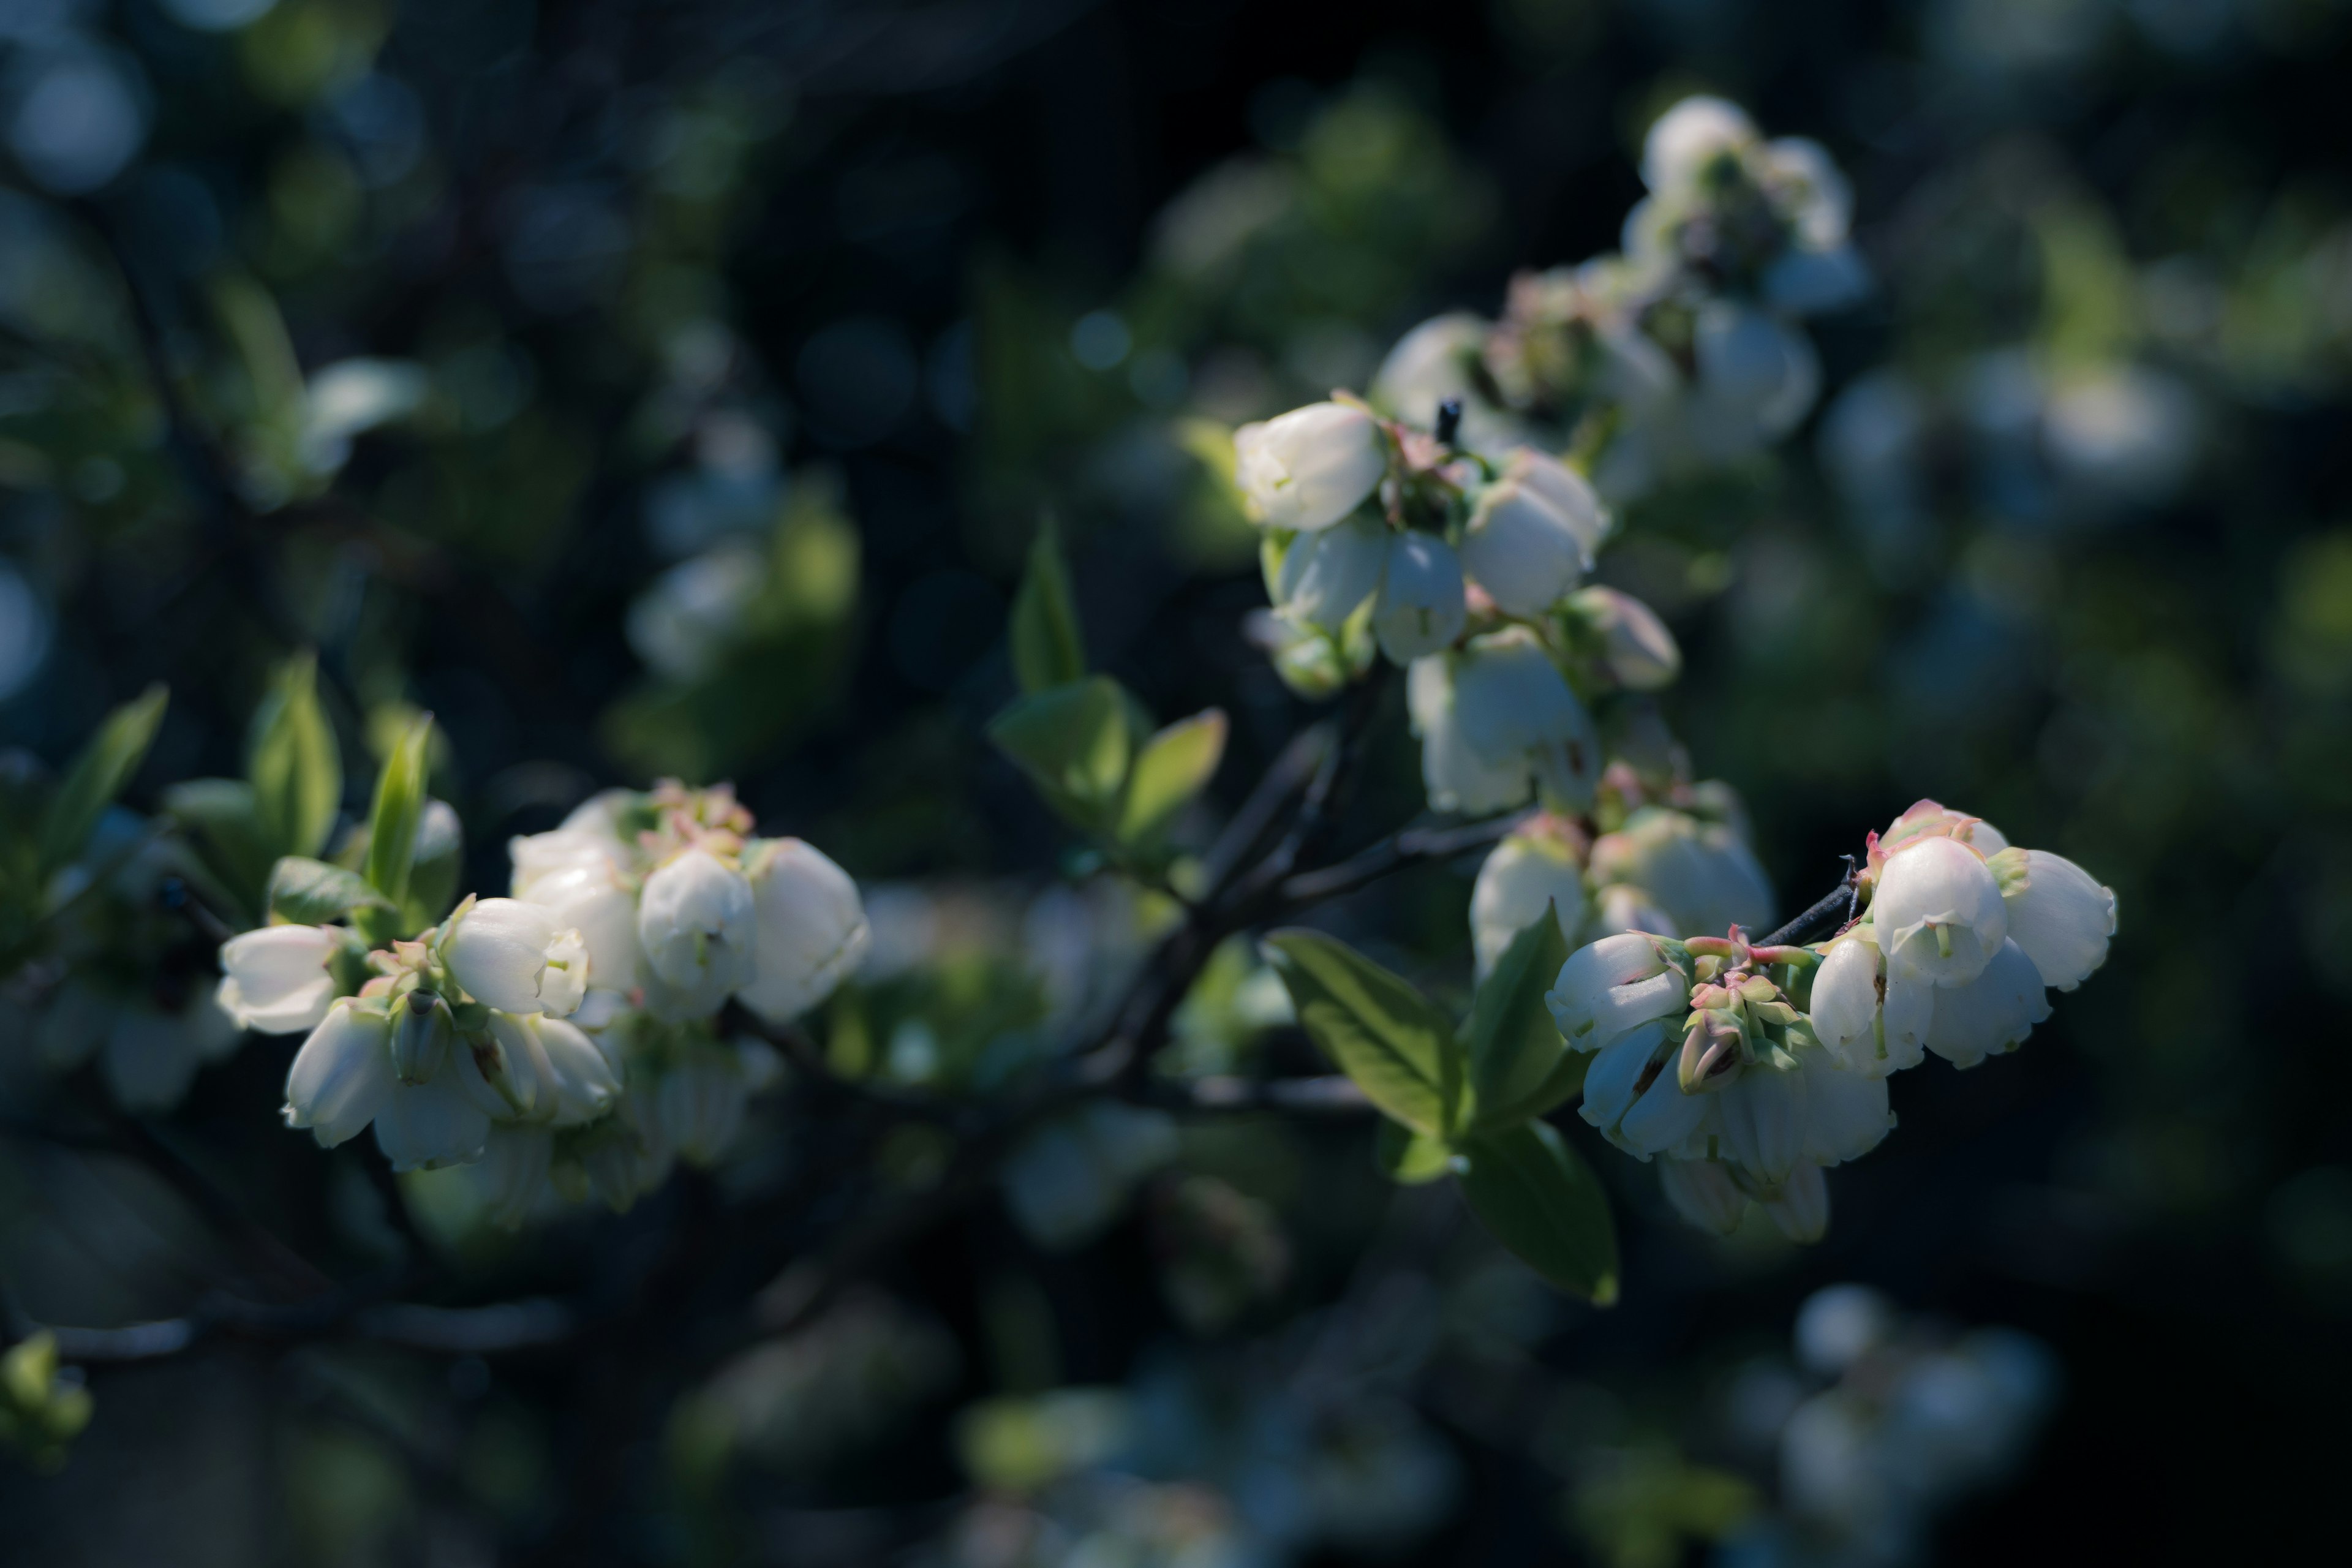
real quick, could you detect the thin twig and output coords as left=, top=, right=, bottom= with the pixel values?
left=1756, top=863, right=1862, bottom=948
left=1274, top=809, right=1535, bottom=909
left=1128, top=1074, right=1373, bottom=1115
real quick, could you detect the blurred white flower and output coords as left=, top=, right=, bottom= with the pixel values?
left=510, top=825, right=627, bottom=894
left=1641, top=96, right=1758, bottom=193
left=1233, top=401, right=1386, bottom=532
left=657, top=1049, right=751, bottom=1166
left=1273, top=514, right=1385, bottom=631
left=1459, top=455, right=1598, bottom=617
left=1448, top=627, right=1602, bottom=810
left=217, top=923, right=342, bottom=1033
left=627, top=540, right=767, bottom=682
left=1406, top=655, right=1530, bottom=816
left=1469, top=818, right=1588, bottom=978
left=638, top=848, right=758, bottom=1016
left=1659, top=1155, right=1748, bottom=1236
left=1371, top=530, right=1467, bottom=662
left=1589, top=809, right=1772, bottom=939
left=736, top=837, right=870, bottom=1024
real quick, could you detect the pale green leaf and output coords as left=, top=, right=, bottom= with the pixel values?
left=247, top=651, right=342, bottom=860
left=987, top=676, right=1132, bottom=836
left=1375, top=1118, right=1455, bottom=1185
left=1009, top=519, right=1085, bottom=695
left=1458, top=1120, right=1619, bottom=1303
left=1118, top=708, right=1226, bottom=846
left=266, top=855, right=392, bottom=927
left=37, top=685, right=167, bottom=881
left=363, top=715, right=433, bottom=907
left=1262, top=929, right=1459, bottom=1137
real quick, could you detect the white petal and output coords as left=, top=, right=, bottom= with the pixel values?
left=1373, top=532, right=1467, bottom=663
left=1798, top=1055, right=1894, bottom=1165
left=735, top=839, right=870, bottom=1025
left=1809, top=938, right=1879, bottom=1060
left=1234, top=402, right=1386, bottom=532
left=1716, top=1067, right=1806, bottom=1184
left=1470, top=833, right=1589, bottom=979
left=1659, top=1157, right=1749, bottom=1237
left=374, top=1075, right=491, bottom=1172
left=1460, top=479, right=1584, bottom=616
left=2002, top=851, right=2116, bottom=992
left=1618, top=1069, right=1713, bottom=1158
left=1924, top=939, right=2051, bottom=1069
left=446, top=898, right=582, bottom=1017
left=1578, top=1018, right=1672, bottom=1136
left=284, top=1003, right=394, bottom=1148
left=217, top=924, right=340, bottom=1033
left=1275, top=514, right=1387, bottom=629
left=637, top=848, right=758, bottom=1010
left=1872, top=837, right=2006, bottom=987
left=519, top=863, right=643, bottom=996
left=1761, top=1163, right=1830, bottom=1243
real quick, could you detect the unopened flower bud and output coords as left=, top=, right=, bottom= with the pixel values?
left=736, top=838, right=870, bottom=1025
left=390, top=990, right=451, bottom=1085
left=1234, top=402, right=1386, bottom=532
left=1275, top=515, right=1387, bottom=631
left=1547, top=932, right=1688, bottom=1050
left=1460, top=466, right=1592, bottom=617
left=1566, top=586, right=1680, bottom=691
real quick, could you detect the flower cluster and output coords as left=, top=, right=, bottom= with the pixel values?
left=1806, top=801, right=2116, bottom=1077
left=217, top=782, right=868, bottom=1218
left=1371, top=96, right=1863, bottom=503
left=1547, top=929, right=1892, bottom=1243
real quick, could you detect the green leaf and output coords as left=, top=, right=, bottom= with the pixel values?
left=37, top=685, right=168, bottom=881
left=247, top=651, right=342, bottom=860
left=1009, top=519, right=1086, bottom=695
left=1375, top=1118, right=1455, bottom=1185
left=363, top=715, right=434, bottom=907
left=1118, top=708, right=1226, bottom=846
left=987, top=677, right=1132, bottom=836
left=1263, top=929, right=1460, bottom=1137
left=1467, top=902, right=1579, bottom=1130
left=402, top=798, right=462, bottom=929
left=163, top=778, right=274, bottom=920
left=1458, top=1120, right=1619, bottom=1303
left=266, top=855, right=393, bottom=926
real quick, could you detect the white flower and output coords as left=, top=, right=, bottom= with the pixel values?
left=481, top=1011, right=622, bottom=1126
left=637, top=848, right=758, bottom=1016
left=1642, top=96, right=1758, bottom=192
left=1581, top=1017, right=1709, bottom=1158
left=1760, top=1162, right=1829, bottom=1243
left=374, top=1055, right=496, bottom=1172
left=1459, top=459, right=1596, bottom=617
left=1999, top=850, right=2116, bottom=991
left=1567, top=586, right=1680, bottom=691
left=1273, top=514, right=1386, bottom=631
left=1588, top=809, right=1771, bottom=938
left=1469, top=823, right=1589, bottom=978
left=736, top=838, right=870, bottom=1024
left=444, top=898, right=590, bottom=1017
left=1706, top=1062, right=1807, bottom=1184
left=217, top=924, right=343, bottom=1033
left=284, top=1000, right=395, bottom=1148
left=1923, top=939, right=2051, bottom=1069
left=510, top=826, right=627, bottom=895
left=480, top=1125, right=554, bottom=1229
left=1692, top=303, right=1821, bottom=451
left=1593, top=883, right=1677, bottom=938
left=1796, top=1052, right=1895, bottom=1164
left=1371, top=531, right=1467, bottom=663
left=656, top=1050, right=750, bottom=1167
left=1659, top=1156, right=1749, bottom=1236
left=1233, top=402, right=1386, bottom=532
left=1406, top=656, right=1530, bottom=816
left=1546, top=932, right=1687, bottom=1050
left=1872, top=837, right=2007, bottom=987
left=1809, top=933, right=1932, bottom=1077
left=517, top=860, right=643, bottom=995
left=1450, top=627, right=1601, bottom=810
left=1760, top=137, right=1852, bottom=249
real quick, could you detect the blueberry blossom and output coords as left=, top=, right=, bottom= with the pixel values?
left=216, top=924, right=346, bottom=1033
left=1458, top=450, right=1605, bottom=617
left=442, top=897, right=591, bottom=1017
left=735, top=837, right=872, bottom=1024
left=1588, top=807, right=1773, bottom=939
left=1371, top=531, right=1468, bottom=663
left=637, top=848, right=759, bottom=1017
left=1233, top=401, right=1387, bottom=532
left=1468, top=813, right=1590, bottom=978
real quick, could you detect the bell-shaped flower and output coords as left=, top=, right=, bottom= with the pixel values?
left=1660, top=1156, right=1749, bottom=1237
left=1795, top=1050, right=1895, bottom=1165
left=1581, top=1017, right=1711, bottom=1158
left=481, top=1011, right=622, bottom=1126
left=1641, top=95, right=1758, bottom=193
left=1459, top=459, right=1596, bottom=617
left=373, top=1050, right=496, bottom=1172
left=1706, top=1061, right=1807, bottom=1184
left=480, top=1125, right=554, bottom=1229
left=1371, top=313, right=1527, bottom=453
left=1873, top=837, right=2006, bottom=987
left=636, top=848, right=758, bottom=1017
left=1808, top=933, right=1932, bottom=1077
left=1547, top=932, right=1689, bottom=1051
left=1999, top=850, right=2116, bottom=992
left=1274, top=516, right=1386, bottom=631
left=1452, top=627, right=1602, bottom=810
left=510, top=826, right=628, bottom=897
left=1588, top=808, right=1772, bottom=939
left=1760, top=1162, right=1829, bottom=1243
left=1691, top=303, right=1821, bottom=450
left=283, top=1000, right=395, bottom=1148
left=1924, top=939, right=2051, bottom=1069
left=1593, top=883, right=1677, bottom=938
left=1878, top=799, right=2008, bottom=858
left=1233, top=401, right=1387, bottom=532
left=1469, top=818, right=1589, bottom=978
left=1406, top=656, right=1530, bottom=816
left=736, top=838, right=871, bottom=1024
left=217, top=924, right=344, bottom=1034
left=657, top=1049, right=751, bottom=1167
left=1566, top=586, right=1680, bottom=692
left=1372, top=530, right=1468, bottom=663
left=1759, top=137, right=1852, bottom=249
left=444, top=898, right=590, bottom=1017
left=517, top=860, right=643, bottom=996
